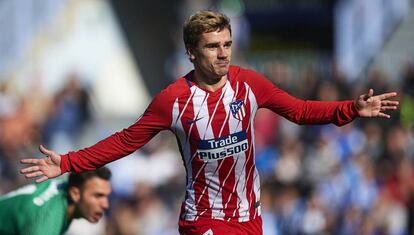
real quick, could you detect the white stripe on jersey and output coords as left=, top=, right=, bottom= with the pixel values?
left=245, top=82, right=261, bottom=219
left=173, top=87, right=195, bottom=129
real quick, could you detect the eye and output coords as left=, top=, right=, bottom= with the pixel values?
left=204, top=43, right=219, bottom=50
left=206, top=46, right=217, bottom=51
left=94, top=193, right=105, bottom=198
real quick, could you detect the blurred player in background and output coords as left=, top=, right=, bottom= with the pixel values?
left=20, top=10, right=398, bottom=235
left=0, top=167, right=111, bottom=235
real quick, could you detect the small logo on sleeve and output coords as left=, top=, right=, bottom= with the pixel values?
left=230, top=100, right=246, bottom=121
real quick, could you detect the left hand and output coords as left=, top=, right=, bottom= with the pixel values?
left=356, top=88, right=399, bottom=118
left=20, top=145, right=62, bottom=183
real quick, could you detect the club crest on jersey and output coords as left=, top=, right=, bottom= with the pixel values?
left=230, top=100, right=246, bottom=121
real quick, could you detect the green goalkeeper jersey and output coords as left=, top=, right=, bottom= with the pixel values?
left=0, top=179, right=71, bottom=235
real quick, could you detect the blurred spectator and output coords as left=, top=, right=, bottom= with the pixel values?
left=0, top=82, right=18, bottom=118
left=42, top=73, right=91, bottom=152
left=0, top=82, right=44, bottom=193
left=274, top=136, right=303, bottom=184
left=301, top=193, right=328, bottom=235
left=274, top=184, right=304, bottom=235
left=400, top=62, right=414, bottom=129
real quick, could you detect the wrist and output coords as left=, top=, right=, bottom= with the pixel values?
left=60, top=154, right=71, bottom=174
left=352, top=100, right=361, bottom=117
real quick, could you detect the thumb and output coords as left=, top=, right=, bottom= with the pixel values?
left=39, top=145, right=53, bottom=156
left=364, top=88, right=374, bottom=101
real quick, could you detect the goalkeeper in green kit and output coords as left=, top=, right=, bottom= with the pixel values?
left=0, top=166, right=111, bottom=235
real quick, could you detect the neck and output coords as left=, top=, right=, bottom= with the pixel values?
left=66, top=203, right=75, bottom=222
left=193, top=69, right=227, bottom=92
left=67, top=202, right=82, bottom=222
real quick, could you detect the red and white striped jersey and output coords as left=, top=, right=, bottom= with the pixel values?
left=60, top=65, right=359, bottom=222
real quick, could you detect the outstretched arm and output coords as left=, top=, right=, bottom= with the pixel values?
left=20, top=87, right=174, bottom=182
left=355, top=89, right=399, bottom=118
left=247, top=69, right=399, bottom=126
left=20, top=145, right=62, bottom=183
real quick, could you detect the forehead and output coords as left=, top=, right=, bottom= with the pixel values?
left=82, top=177, right=111, bottom=194
left=198, top=28, right=232, bottom=45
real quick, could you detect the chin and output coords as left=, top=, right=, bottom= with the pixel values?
left=86, top=217, right=99, bottom=223
left=215, top=68, right=229, bottom=77
left=90, top=219, right=99, bottom=224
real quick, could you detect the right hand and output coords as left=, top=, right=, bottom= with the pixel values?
left=20, top=145, right=62, bottom=183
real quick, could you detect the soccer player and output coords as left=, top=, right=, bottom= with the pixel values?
left=0, top=167, right=111, bottom=235
left=20, top=10, right=398, bottom=235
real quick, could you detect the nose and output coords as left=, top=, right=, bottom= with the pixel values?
left=101, top=198, right=109, bottom=209
left=217, top=46, right=228, bottom=58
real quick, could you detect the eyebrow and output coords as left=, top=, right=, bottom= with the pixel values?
left=204, top=40, right=232, bottom=47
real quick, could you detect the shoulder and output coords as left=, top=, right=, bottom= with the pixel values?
left=229, top=65, right=278, bottom=100
left=161, top=78, right=190, bottom=97
left=32, top=180, right=66, bottom=206
left=0, top=181, right=46, bottom=202
left=146, top=76, right=192, bottom=115
left=229, top=65, right=264, bottom=82
left=156, top=76, right=191, bottom=99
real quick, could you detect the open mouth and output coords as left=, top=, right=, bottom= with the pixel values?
left=94, top=212, right=103, bottom=221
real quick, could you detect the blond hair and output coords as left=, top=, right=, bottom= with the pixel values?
left=183, top=10, right=231, bottom=48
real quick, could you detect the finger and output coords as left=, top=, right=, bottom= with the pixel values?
left=25, top=171, right=44, bottom=178
left=36, top=176, right=49, bottom=183
left=364, top=89, right=374, bottom=101
left=381, top=100, right=399, bottom=106
left=368, top=88, right=374, bottom=96
left=20, top=167, right=32, bottom=174
left=20, top=166, right=40, bottom=173
left=376, top=92, right=397, bottom=100
left=39, top=145, right=53, bottom=156
left=380, top=106, right=398, bottom=111
left=378, top=112, right=390, bottom=118
left=20, top=159, right=40, bottom=164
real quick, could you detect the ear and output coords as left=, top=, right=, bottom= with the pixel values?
left=69, top=186, right=81, bottom=203
left=186, top=46, right=196, bottom=62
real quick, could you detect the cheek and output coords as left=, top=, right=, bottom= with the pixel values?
left=81, top=198, right=97, bottom=212
left=206, top=55, right=220, bottom=67
left=227, top=49, right=232, bottom=57
left=199, top=51, right=216, bottom=62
